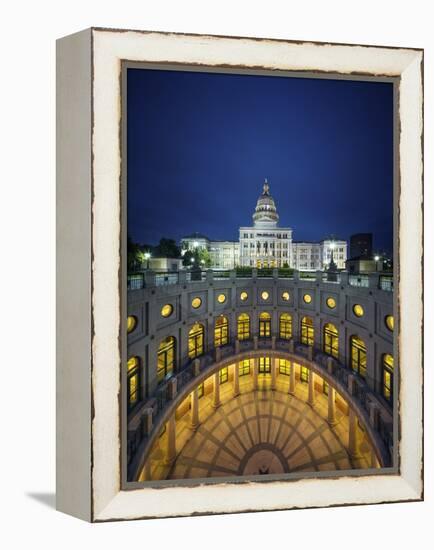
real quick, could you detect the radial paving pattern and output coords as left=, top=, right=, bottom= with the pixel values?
left=145, top=377, right=372, bottom=481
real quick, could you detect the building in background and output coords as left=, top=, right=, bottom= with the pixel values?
left=181, top=180, right=347, bottom=270
left=239, top=180, right=293, bottom=268
left=350, top=233, right=373, bottom=259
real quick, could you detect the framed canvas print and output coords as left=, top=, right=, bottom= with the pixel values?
left=56, top=28, right=423, bottom=522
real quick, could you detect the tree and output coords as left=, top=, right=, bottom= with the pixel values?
left=127, top=236, right=153, bottom=271
left=155, top=238, right=180, bottom=258
left=198, top=248, right=212, bottom=268
left=127, top=237, right=141, bottom=271
left=182, top=250, right=195, bottom=267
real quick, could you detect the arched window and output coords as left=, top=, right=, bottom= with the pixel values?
left=279, top=313, right=292, bottom=340
left=214, top=315, right=229, bottom=347
left=237, top=313, right=250, bottom=341
left=239, top=359, right=251, bottom=376
left=323, top=323, right=339, bottom=359
left=300, top=365, right=309, bottom=382
left=301, top=316, right=314, bottom=346
left=188, top=323, right=204, bottom=359
left=279, top=358, right=291, bottom=375
left=350, top=335, right=367, bottom=379
left=157, top=336, right=176, bottom=383
left=259, top=357, right=271, bottom=374
left=382, top=353, right=394, bottom=402
left=127, top=356, right=141, bottom=410
left=259, top=312, right=271, bottom=337
left=219, top=367, right=229, bottom=384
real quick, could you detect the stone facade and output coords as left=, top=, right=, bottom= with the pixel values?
left=126, top=269, right=394, bottom=480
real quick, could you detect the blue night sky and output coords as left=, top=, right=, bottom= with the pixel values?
left=127, top=68, right=393, bottom=253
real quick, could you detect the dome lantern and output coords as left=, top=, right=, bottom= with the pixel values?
left=252, top=179, right=279, bottom=228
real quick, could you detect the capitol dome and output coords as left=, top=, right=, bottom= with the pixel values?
left=252, top=179, right=280, bottom=227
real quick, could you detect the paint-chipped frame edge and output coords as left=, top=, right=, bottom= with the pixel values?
left=56, top=27, right=423, bottom=522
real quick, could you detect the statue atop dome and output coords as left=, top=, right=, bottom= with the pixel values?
left=263, top=178, right=270, bottom=195
left=252, top=179, right=279, bottom=228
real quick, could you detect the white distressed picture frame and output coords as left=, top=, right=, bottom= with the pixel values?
left=56, top=28, right=423, bottom=522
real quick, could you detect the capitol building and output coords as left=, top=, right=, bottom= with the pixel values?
left=181, top=180, right=347, bottom=270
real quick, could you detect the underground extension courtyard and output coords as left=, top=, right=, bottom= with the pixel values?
left=125, top=268, right=395, bottom=483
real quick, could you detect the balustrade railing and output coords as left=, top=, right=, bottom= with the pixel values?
left=128, top=268, right=393, bottom=291
left=348, top=274, right=370, bottom=288
left=379, top=275, right=393, bottom=292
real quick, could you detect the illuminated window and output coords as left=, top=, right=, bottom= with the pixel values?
left=259, top=357, right=271, bottom=374
left=323, top=379, right=329, bottom=395
left=300, top=365, right=309, bottom=383
left=237, top=313, right=250, bottom=340
left=197, top=382, right=204, bottom=398
left=350, top=335, right=367, bottom=379
left=219, top=367, right=229, bottom=384
left=326, top=297, right=336, bottom=309
left=127, top=315, right=137, bottom=333
left=385, top=315, right=394, bottom=331
left=191, top=297, right=202, bottom=309
left=214, top=315, right=229, bottom=347
left=279, top=358, right=290, bottom=376
left=217, top=293, right=226, bottom=304
left=301, top=316, right=314, bottom=346
left=157, top=336, right=176, bottom=383
left=189, top=323, right=204, bottom=359
left=261, top=290, right=270, bottom=300
left=323, top=323, right=339, bottom=359
left=240, top=291, right=248, bottom=301
left=382, top=354, right=394, bottom=402
left=127, top=356, right=141, bottom=410
left=279, top=313, right=292, bottom=339
left=303, top=294, right=312, bottom=304
left=353, top=304, right=364, bottom=317
left=282, top=291, right=290, bottom=301
left=161, top=304, right=173, bottom=318
left=239, top=359, right=251, bottom=376
left=259, top=311, right=271, bottom=337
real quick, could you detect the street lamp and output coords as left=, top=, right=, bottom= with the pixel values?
left=144, top=252, right=151, bottom=269
left=374, top=255, right=380, bottom=262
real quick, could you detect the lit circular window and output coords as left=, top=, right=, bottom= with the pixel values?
left=261, top=291, right=269, bottom=300
left=353, top=304, right=364, bottom=317
left=303, top=294, right=312, bottom=304
left=161, top=304, right=174, bottom=318
left=240, top=291, right=248, bottom=301
left=217, top=293, right=226, bottom=304
left=282, top=291, right=290, bottom=301
left=326, top=297, right=336, bottom=309
left=385, top=315, right=394, bottom=331
left=127, top=316, right=137, bottom=333
left=191, top=297, right=202, bottom=309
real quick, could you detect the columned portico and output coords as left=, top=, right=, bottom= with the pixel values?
left=289, top=361, right=296, bottom=394
left=190, top=387, right=200, bottom=430
left=212, top=371, right=220, bottom=409
left=253, top=357, right=259, bottom=390
left=233, top=362, right=240, bottom=396
left=271, top=358, right=277, bottom=390
left=308, top=369, right=316, bottom=406
left=327, top=386, right=337, bottom=426
left=348, top=408, right=362, bottom=458
left=165, top=414, right=177, bottom=465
